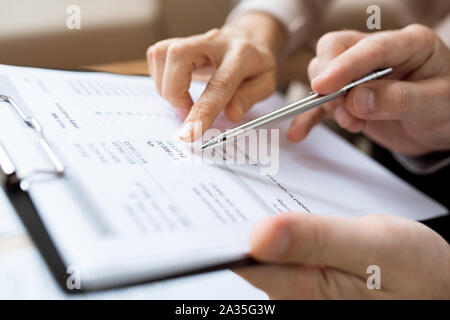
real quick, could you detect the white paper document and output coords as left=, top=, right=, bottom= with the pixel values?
left=0, top=64, right=446, bottom=292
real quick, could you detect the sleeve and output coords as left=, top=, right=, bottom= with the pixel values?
left=226, top=0, right=332, bottom=59
left=398, top=0, right=450, bottom=27
left=393, top=152, right=450, bottom=175
left=435, top=14, right=450, bottom=47
left=395, top=0, right=450, bottom=46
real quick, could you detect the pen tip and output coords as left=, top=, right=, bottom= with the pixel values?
left=200, top=134, right=227, bottom=151
left=200, top=141, right=213, bottom=150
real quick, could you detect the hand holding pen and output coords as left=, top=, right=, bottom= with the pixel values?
left=289, top=25, right=450, bottom=156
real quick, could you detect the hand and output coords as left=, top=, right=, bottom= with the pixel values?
left=235, top=213, right=450, bottom=299
left=287, top=24, right=450, bottom=156
left=146, top=13, right=286, bottom=142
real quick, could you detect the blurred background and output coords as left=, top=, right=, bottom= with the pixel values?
left=1, top=0, right=415, bottom=69
left=0, top=0, right=441, bottom=153
left=0, top=0, right=234, bottom=68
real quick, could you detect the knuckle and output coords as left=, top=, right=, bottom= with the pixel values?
left=394, top=82, right=413, bottom=115
left=146, top=45, right=154, bottom=59
left=403, top=24, right=436, bottom=51
left=232, top=39, right=254, bottom=57
left=316, top=31, right=355, bottom=52
left=317, top=32, right=339, bottom=49
left=153, top=43, right=168, bottom=60
left=167, top=41, right=186, bottom=59
left=404, top=24, right=431, bottom=36
left=208, top=75, right=234, bottom=96
left=203, top=28, right=221, bottom=40
left=316, top=30, right=362, bottom=58
left=193, top=101, right=217, bottom=120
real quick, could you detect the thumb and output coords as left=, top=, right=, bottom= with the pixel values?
left=250, top=213, right=389, bottom=278
left=345, top=78, right=449, bottom=124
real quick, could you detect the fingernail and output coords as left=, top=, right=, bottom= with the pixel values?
left=334, top=104, right=352, bottom=128
left=236, top=101, right=244, bottom=120
left=179, top=122, right=194, bottom=142
left=353, top=87, right=376, bottom=114
left=192, top=121, right=203, bottom=141
left=252, top=224, right=291, bottom=258
left=267, top=229, right=291, bottom=257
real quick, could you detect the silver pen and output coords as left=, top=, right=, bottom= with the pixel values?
left=201, top=67, right=393, bottom=150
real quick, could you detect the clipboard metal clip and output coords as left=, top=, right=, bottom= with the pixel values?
left=0, top=95, right=65, bottom=191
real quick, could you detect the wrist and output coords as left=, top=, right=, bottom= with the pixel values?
left=224, top=12, right=287, bottom=56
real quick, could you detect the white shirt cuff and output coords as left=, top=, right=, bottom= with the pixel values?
left=393, top=152, right=450, bottom=175
left=227, top=0, right=325, bottom=60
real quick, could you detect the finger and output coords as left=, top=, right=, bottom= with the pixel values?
left=297, top=31, right=366, bottom=138
left=192, top=66, right=215, bottom=82
left=146, top=46, right=154, bottom=76
left=234, top=264, right=367, bottom=299
left=234, top=265, right=302, bottom=299
left=224, top=71, right=276, bottom=123
left=179, top=51, right=251, bottom=141
left=286, top=107, right=325, bottom=143
left=250, top=213, right=394, bottom=278
left=317, top=96, right=365, bottom=133
left=307, top=57, right=319, bottom=81
left=312, top=25, right=437, bottom=94
left=332, top=102, right=365, bottom=133
left=362, top=119, right=433, bottom=156
left=147, top=38, right=180, bottom=95
left=162, top=38, right=213, bottom=110
left=313, top=31, right=366, bottom=80
left=345, top=78, right=450, bottom=125
left=286, top=96, right=364, bottom=142
left=235, top=265, right=323, bottom=299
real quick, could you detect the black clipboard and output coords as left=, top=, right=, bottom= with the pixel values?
left=0, top=70, right=258, bottom=294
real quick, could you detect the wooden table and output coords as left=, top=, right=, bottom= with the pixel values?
left=82, top=52, right=314, bottom=84
left=83, top=59, right=149, bottom=76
